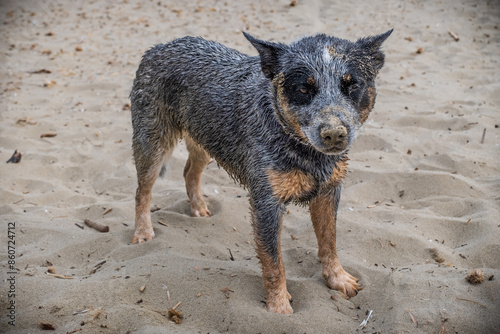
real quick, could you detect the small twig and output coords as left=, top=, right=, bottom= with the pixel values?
left=72, top=309, right=89, bottom=315
left=409, top=311, right=418, bottom=326
left=84, top=219, right=109, bottom=232
left=367, top=199, right=385, bottom=208
left=50, top=215, right=68, bottom=221
left=227, top=248, right=235, bottom=261
left=171, top=301, right=182, bottom=311
left=439, top=312, right=448, bottom=334
left=158, top=220, right=169, bottom=227
left=89, top=260, right=107, bottom=275
left=75, top=223, right=84, bottom=229
left=448, top=30, right=460, bottom=41
left=359, top=310, right=373, bottom=328
left=46, top=272, right=74, bottom=279
left=456, top=297, right=487, bottom=308
left=480, top=128, right=486, bottom=144
left=40, top=132, right=57, bottom=138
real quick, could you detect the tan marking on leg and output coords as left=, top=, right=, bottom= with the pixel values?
left=251, top=206, right=292, bottom=314
left=133, top=147, right=174, bottom=244
left=310, top=192, right=361, bottom=298
left=360, top=87, right=376, bottom=123
left=267, top=169, right=316, bottom=202
left=184, top=136, right=211, bottom=217
left=133, top=178, right=156, bottom=244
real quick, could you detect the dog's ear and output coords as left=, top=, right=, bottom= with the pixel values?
left=355, top=29, right=393, bottom=72
left=243, top=32, right=286, bottom=80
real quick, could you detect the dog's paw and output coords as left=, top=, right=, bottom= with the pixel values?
left=324, top=267, right=362, bottom=299
left=267, top=297, right=293, bottom=314
left=266, top=290, right=293, bottom=314
left=191, top=207, right=211, bottom=217
left=132, top=229, right=155, bottom=244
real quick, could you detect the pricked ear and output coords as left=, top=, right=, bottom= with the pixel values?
left=243, top=32, right=285, bottom=80
left=356, top=29, right=393, bottom=72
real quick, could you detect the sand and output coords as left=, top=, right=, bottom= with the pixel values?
left=1, top=0, right=499, bottom=333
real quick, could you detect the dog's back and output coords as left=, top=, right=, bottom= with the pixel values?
left=131, top=37, right=267, bottom=181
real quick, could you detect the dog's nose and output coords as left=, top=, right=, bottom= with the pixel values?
left=320, top=126, right=347, bottom=147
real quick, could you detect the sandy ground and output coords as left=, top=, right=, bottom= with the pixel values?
left=1, top=0, right=499, bottom=333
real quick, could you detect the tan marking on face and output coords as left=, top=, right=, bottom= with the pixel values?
left=342, top=73, right=352, bottom=83
left=307, top=76, right=316, bottom=85
left=328, top=45, right=350, bottom=61
left=359, top=87, right=376, bottom=123
left=267, top=169, right=317, bottom=202
left=273, top=73, right=309, bottom=142
left=328, top=46, right=337, bottom=57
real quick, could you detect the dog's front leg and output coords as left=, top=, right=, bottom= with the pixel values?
left=250, top=197, right=293, bottom=314
left=310, top=186, right=362, bottom=298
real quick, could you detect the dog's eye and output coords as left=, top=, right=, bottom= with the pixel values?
left=299, top=87, right=308, bottom=94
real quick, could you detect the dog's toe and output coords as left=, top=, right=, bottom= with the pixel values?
left=325, top=268, right=361, bottom=299
left=132, top=231, right=155, bottom=244
left=192, top=208, right=211, bottom=217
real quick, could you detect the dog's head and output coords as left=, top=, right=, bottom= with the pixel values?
left=244, top=30, right=392, bottom=155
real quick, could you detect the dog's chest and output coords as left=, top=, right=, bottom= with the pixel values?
left=266, top=159, right=347, bottom=203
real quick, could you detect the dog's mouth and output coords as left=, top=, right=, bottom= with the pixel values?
left=320, top=144, right=348, bottom=155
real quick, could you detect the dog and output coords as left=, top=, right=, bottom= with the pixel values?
left=130, top=29, right=392, bottom=314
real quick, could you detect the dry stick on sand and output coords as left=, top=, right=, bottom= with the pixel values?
left=227, top=248, right=235, bottom=261
left=448, top=30, right=460, bottom=41
left=46, top=272, right=74, bottom=279
left=89, top=260, right=107, bottom=275
left=84, top=219, right=109, bottom=232
left=158, top=220, right=169, bottom=227
left=480, top=128, right=486, bottom=144
left=456, top=297, right=487, bottom=308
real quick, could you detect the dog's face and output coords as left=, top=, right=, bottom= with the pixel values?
left=244, top=30, right=392, bottom=155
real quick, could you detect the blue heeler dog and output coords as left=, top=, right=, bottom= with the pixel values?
left=130, top=29, right=392, bottom=314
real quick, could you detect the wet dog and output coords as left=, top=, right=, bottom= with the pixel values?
left=130, top=30, right=392, bottom=313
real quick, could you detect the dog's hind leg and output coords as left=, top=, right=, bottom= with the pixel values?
left=132, top=138, right=174, bottom=244
left=183, top=136, right=211, bottom=217
left=310, top=185, right=362, bottom=298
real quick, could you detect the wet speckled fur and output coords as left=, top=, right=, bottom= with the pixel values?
left=130, top=30, right=392, bottom=314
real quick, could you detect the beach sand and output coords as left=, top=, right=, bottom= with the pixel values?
left=1, top=0, right=499, bottom=333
